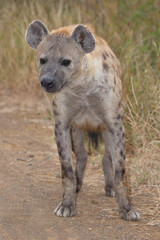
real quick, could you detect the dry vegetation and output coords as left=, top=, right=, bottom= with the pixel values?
left=0, top=0, right=159, bottom=187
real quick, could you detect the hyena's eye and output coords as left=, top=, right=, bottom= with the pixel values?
left=61, top=59, right=71, bottom=67
left=40, top=57, right=47, bottom=65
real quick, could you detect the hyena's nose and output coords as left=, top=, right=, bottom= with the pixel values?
left=41, top=77, right=55, bottom=89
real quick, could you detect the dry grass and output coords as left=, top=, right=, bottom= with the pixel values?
left=0, top=0, right=159, bottom=186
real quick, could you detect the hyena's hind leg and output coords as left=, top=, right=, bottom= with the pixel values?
left=71, top=126, right=88, bottom=192
left=104, top=119, right=140, bottom=221
left=102, top=135, right=115, bottom=197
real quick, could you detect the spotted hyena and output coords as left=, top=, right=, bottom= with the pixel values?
left=25, top=20, right=140, bottom=221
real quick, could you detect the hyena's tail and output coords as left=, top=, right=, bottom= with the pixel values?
left=87, top=131, right=102, bottom=149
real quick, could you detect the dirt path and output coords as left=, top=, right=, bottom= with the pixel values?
left=0, top=92, right=159, bottom=240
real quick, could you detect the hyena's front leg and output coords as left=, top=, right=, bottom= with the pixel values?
left=105, top=118, right=140, bottom=221
left=54, top=119, right=77, bottom=217
left=71, top=126, right=88, bottom=192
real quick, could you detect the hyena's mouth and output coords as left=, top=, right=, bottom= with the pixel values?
left=42, top=80, right=67, bottom=93
left=58, top=80, right=67, bottom=92
left=42, top=83, right=55, bottom=93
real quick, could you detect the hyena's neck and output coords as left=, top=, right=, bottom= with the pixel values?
left=67, top=55, right=103, bottom=94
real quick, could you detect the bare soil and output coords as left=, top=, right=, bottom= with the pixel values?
left=0, top=90, right=159, bottom=240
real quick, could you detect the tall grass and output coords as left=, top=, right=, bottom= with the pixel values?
left=0, top=0, right=160, bottom=153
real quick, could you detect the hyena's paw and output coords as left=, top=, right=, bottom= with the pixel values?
left=54, top=202, right=75, bottom=217
left=105, top=187, right=116, bottom=197
left=120, top=207, right=140, bottom=221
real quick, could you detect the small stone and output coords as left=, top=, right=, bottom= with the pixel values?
left=56, top=174, right=61, bottom=178
left=91, top=199, right=98, bottom=204
left=89, top=228, right=92, bottom=231
left=17, top=158, right=25, bottom=161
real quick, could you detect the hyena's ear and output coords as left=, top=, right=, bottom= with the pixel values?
left=71, top=25, right=95, bottom=53
left=25, top=20, right=49, bottom=49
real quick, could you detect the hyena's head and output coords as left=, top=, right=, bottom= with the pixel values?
left=25, top=20, right=95, bottom=93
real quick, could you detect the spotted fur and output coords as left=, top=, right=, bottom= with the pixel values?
left=25, top=20, right=140, bottom=221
